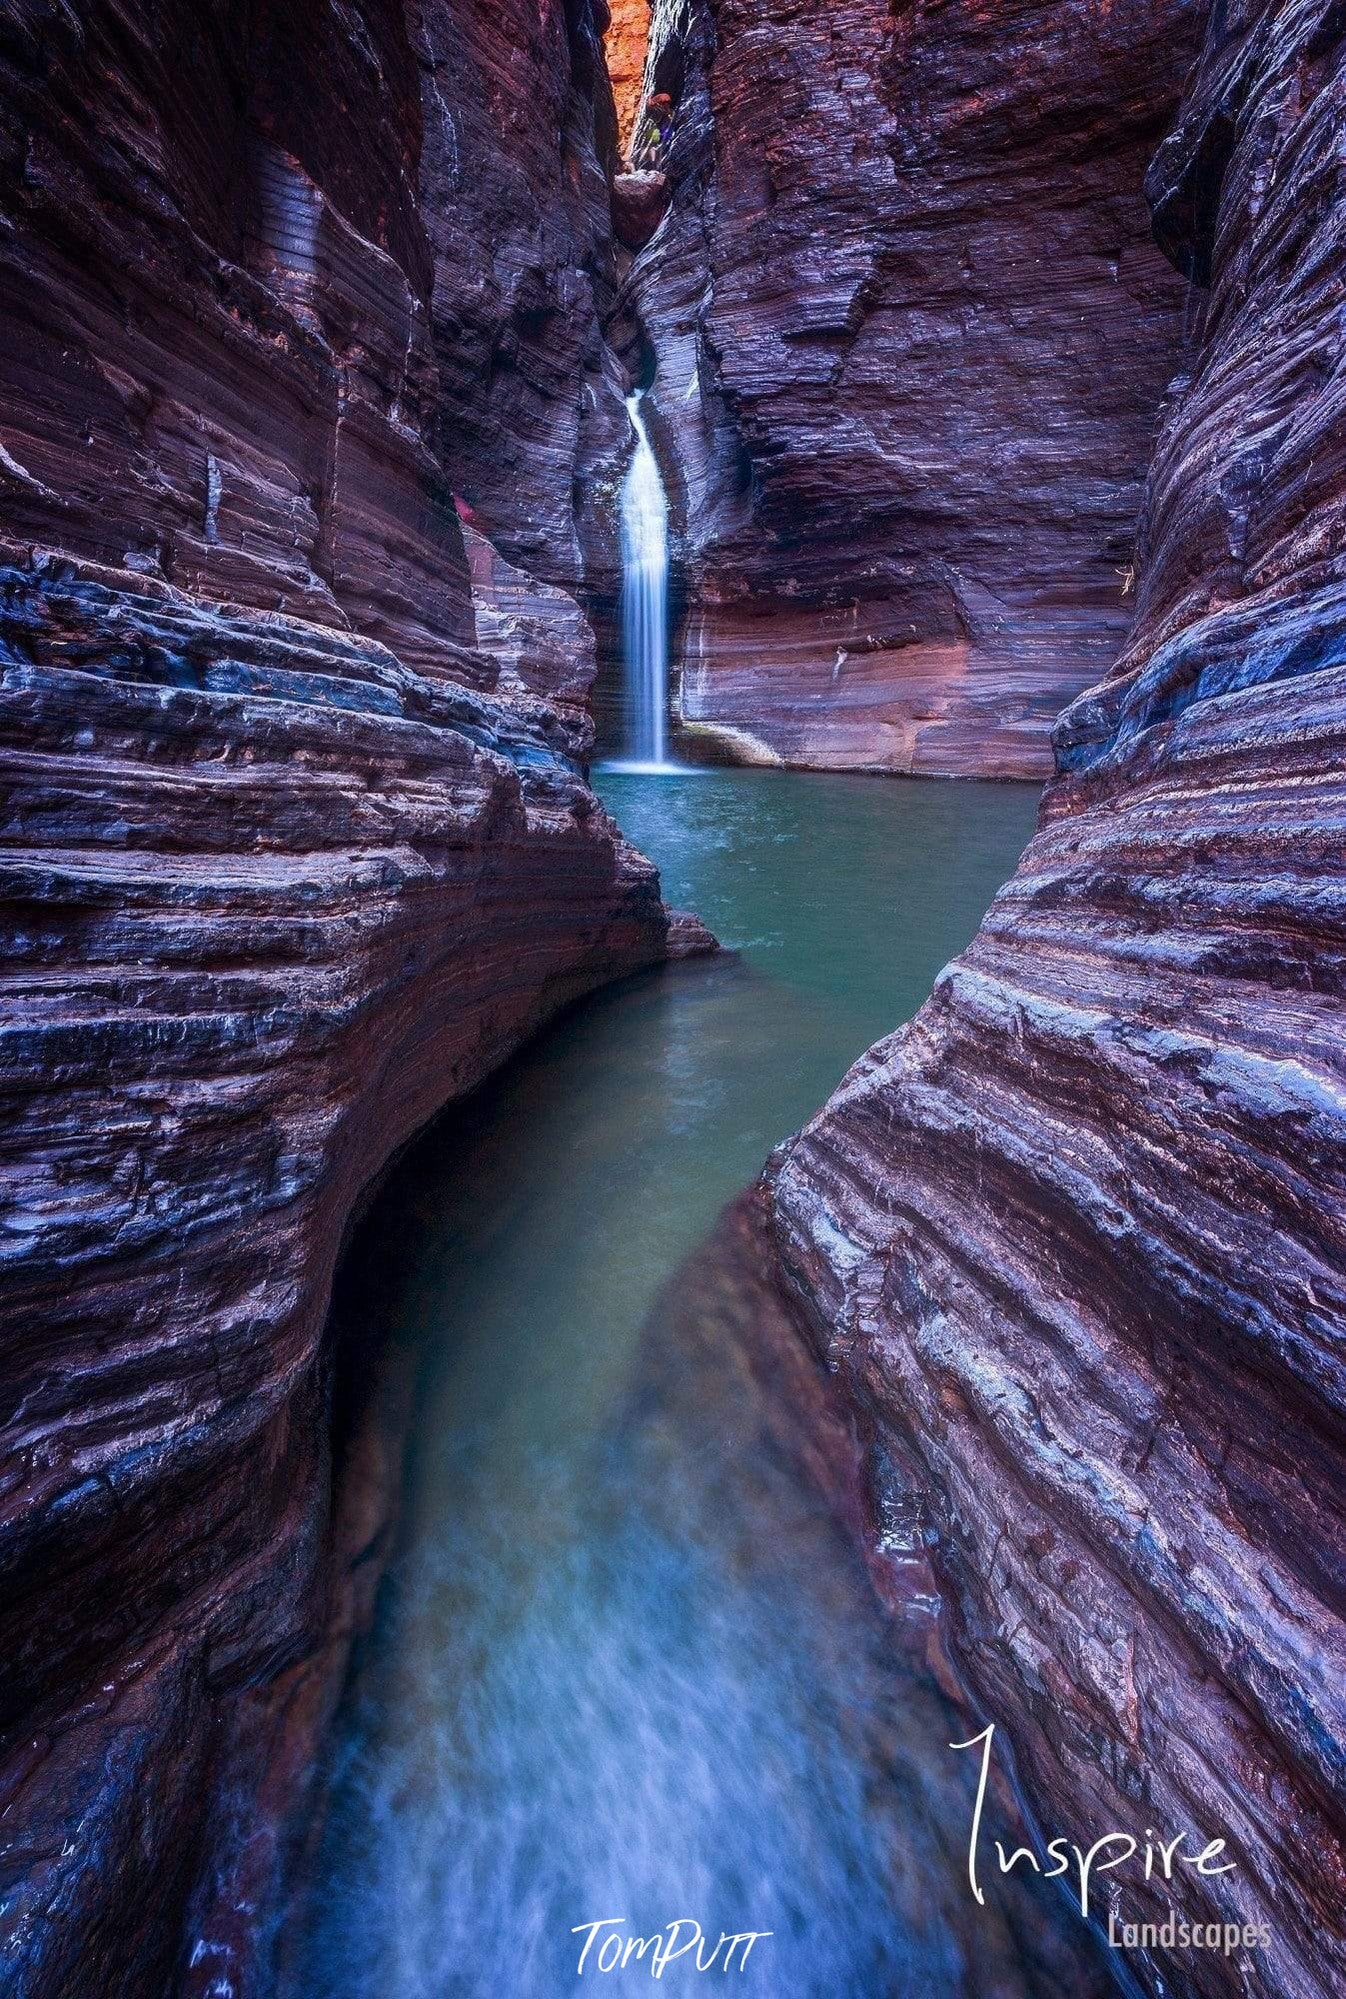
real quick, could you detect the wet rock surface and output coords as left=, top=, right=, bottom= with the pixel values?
left=625, top=0, right=1209, bottom=775
left=768, top=4, right=1346, bottom=1993
left=0, top=4, right=674, bottom=1994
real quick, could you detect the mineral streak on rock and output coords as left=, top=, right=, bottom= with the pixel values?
left=768, top=4, right=1346, bottom=1993
left=624, top=0, right=1210, bottom=775
left=0, top=4, right=678, bottom=1994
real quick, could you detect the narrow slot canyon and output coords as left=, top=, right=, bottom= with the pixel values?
left=0, top=4, right=1342, bottom=1999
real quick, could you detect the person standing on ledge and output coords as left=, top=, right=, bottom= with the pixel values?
left=632, top=90, right=674, bottom=169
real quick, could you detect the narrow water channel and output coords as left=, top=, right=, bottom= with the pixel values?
left=294, top=771, right=1115, bottom=1998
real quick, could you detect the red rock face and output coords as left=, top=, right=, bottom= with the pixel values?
left=625, top=0, right=1208, bottom=775
left=768, top=4, right=1346, bottom=1992
left=0, top=4, right=687, bottom=1993
left=605, top=0, right=654, bottom=157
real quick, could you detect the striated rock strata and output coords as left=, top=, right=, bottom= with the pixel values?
left=418, top=0, right=634, bottom=604
left=622, top=0, right=1209, bottom=775
left=768, top=3, right=1346, bottom=1994
left=0, top=4, right=686, bottom=1995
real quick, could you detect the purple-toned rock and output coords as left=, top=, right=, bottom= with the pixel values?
left=415, top=0, right=635, bottom=595
left=0, top=5, right=683, bottom=1995
left=623, top=0, right=1208, bottom=775
left=767, top=5, right=1346, bottom=1994
left=612, top=169, right=671, bottom=250
left=462, top=520, right=599, bottom=734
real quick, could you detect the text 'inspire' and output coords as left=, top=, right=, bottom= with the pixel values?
left=952, top=1724, right=1237, bottom=1920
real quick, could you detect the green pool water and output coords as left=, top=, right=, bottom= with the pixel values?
left=293, top=770, right=1116, bottom=1999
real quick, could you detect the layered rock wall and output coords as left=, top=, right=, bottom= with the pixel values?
left=625, top=0, right=1209, bottom=775
left=768, top=3, right=1346, bottom=1992
left=0, top=5, right=676, bottom=1994
left=416, top=0, right=633, bottom=601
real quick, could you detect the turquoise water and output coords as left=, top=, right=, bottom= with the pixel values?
left=293, top=772, right=1114, bottom=1998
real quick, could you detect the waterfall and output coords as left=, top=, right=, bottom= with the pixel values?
left=617, top=391, right=674, bottom=770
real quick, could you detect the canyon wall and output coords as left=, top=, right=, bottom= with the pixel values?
left=769, top=1, right=1346, bottom=1992
left=623, top=0, right=1210, bottom=775
left=605, top=0, right=653, bottom=156
left=0, top=5, right=687, bottom=1994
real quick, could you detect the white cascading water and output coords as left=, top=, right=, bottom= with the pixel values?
left=617, top=391, right=674, bottom=770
